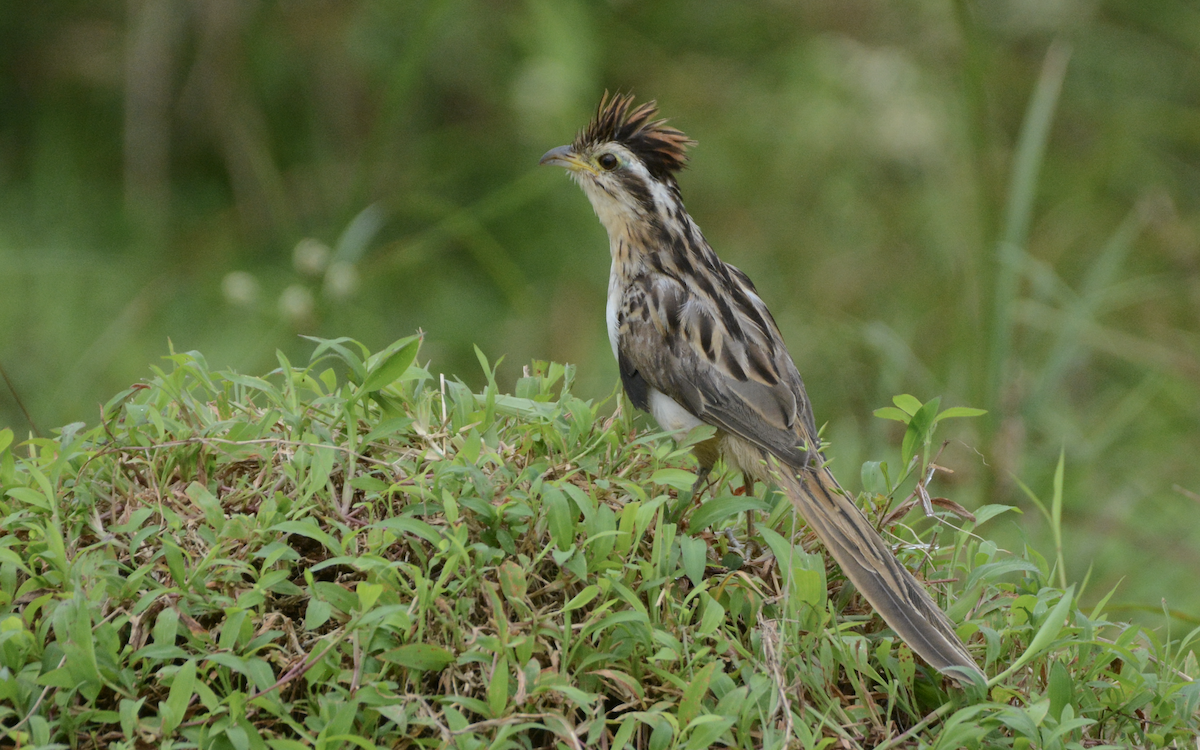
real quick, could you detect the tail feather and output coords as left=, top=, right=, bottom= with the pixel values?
left=775, top=462, right=984, bottom=681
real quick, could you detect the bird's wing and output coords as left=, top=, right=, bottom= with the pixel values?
left=616, top=269, right=818, bottom=469
left=619, top=269, right=986, bottom=681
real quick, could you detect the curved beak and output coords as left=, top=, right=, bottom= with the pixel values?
left=539, top=145, right=592, bottom=173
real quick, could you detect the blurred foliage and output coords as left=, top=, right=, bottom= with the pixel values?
left=1, top=0, right=1199, bottom=621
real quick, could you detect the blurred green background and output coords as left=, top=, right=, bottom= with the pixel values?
left=2, top=1, right=1198, bottom=622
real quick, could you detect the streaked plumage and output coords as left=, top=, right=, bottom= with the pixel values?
left=541, top=92, right=983, bottom=681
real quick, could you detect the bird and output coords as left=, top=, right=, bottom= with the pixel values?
left=540, top=92, right=984, bottom=682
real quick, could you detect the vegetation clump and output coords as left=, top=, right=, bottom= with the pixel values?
left=0, top=336, right=1197, bottom=748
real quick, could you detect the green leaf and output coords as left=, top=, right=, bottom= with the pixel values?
left=5, top=487, right=51, bottom=510
left=612, top=718, right=638, bottom=750
left=860, top=461, right=889, bottom=495
left=186, top=482, right=225, bottom=529
left=1048, top=660, right=1074, bottom=719
left=684, top=715, right=737, bottom=750
left=934, top=406, right=987, bottom=421
left=380, top=643, right=455, bottom=671
left=901, top=397, right=940, bottom=466
left=971, top=504, right=1020, bottom=527
left=163, top=540, right=188, bottom=586
left=163, top=659, right=197, bottom=736
left=1024, top=586, right=1074, bottom=659
left=372, top=517, right=443, bottom=546
left=998, top=585, right=1076, bottom=682
left=562, top=585, right=599, bottom=612
left=697, top=594, right=725, bottom=636
left=304, top=599, right=332, bottom=630
left=581, top=610, right=649, bottom=640
left=678, top=661, right=718, bottom=726
left=649, top=718, right=674, bottom=750
left=964, top=559, right=1042, bottom=589
left=679, top=534, right=707, bottom=587
left=873, top=406, right=910, bottom=423
left=119, top=698, right=145, bottom=739
left=497, top=560, right=528, bottom=601
left=360, top=335, right=421, bottom=394
left=651, top=468, right=698, bottom=491
left=487, top=654, right=509, bottom=717
left=758, top=528, right=825, bottom=609
left=356, top=582, right=383, bottom=611
left=302, top=336, right=367, bottom=381
left=269, top=520, right=344, bottom=556
left=892, top=394, right=923, bottom=416
left=545, top=486, right=576, bottom=551
left=688, top=495, right=770, bottom=530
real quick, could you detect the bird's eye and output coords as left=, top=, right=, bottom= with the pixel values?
left=597, top=153, right=619, bottom=171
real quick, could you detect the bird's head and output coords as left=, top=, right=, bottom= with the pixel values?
left=540, top=93, right=695, bottom=232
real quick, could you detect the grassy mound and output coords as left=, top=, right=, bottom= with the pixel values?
left=0, top=335, right=1197, bottom=749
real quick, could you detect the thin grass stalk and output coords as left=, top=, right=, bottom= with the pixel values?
left=986, top=40, right=1071, bottom=413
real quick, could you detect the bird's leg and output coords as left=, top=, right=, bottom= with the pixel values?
left=667, top=438, right=719, bottom=524
left=689, top=465, right=712, bottom=500
left=741, top=472, right=756, bottom=539
left=689, top=437, right=721, bottom=502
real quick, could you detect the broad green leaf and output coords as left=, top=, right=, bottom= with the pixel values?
left=356, top=582, right=383, bottom=611
left=972, top=504, right=1020, bottom=527
left=649, top=719, right=674, bottom=750
left=372, top=517, right=442, bottom=545
left=679, top=534, right=707, bottom=587
left=304, top=599, right=332, bottom=630
left=697, top=594, right=725, bottom=636
left=186, top=482, right=224, bottom=529
left=1023, top=586, right=1075, bottom=661
left=995, top=585, right=1076, bottom=683
left=678, top=661, right=718, bottom=726
left=5, top=487, right=50, bottom=510
left=562, top=585, right=600, bottom=612
left=269, top=520, right=344, bottom=556
left=487, top=654, right=509, bottom=717
left=119, top=698, right=145, bottom=739
left=688, top=496, right=770, bottom=530
left=545, top=486, right=576, bottom=551
left=860, top=460, right=889, bottom=495
left=498, top=560, right=528, bottom=601
left=163, top=541, right=187, bottom=586
left=758, top=528, right=825, bottom=609
left=381, top=643, right=455, bottom=671
left=892, top=394, right=923, bottom=416
left=360, top=335, right=421, bottom=394
left=901, top=397, right=940, bottom=465
left=684, top=715, right=736, bottom=750
left=164, top=659, right=197, bottom=735
left=302, top=336, right=367, bottom=381
left=873, top=406, right=910, bottom=423
left=1048, top=660, right=1074, bottom=719
left=651, top=468, right=698, bottom=491
left=934, top=406, right=987, bottom=421
left=581, top=610, right=649, bottom=640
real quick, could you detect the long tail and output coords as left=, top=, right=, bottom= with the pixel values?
left=775, top=461, right=984, bottom=681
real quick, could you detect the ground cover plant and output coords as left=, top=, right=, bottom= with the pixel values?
left=0, top=336, right=1197, bottom=749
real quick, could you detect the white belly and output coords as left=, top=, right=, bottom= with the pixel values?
left=648, top=388, right=703, bottom=437
left=605, top=273, right=621, bottom=360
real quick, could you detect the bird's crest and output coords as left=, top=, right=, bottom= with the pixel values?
left=575, top=92, right=694, bottom=181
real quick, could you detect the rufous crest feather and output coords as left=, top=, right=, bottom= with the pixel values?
left=574, top=92, right=695, bottom=181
